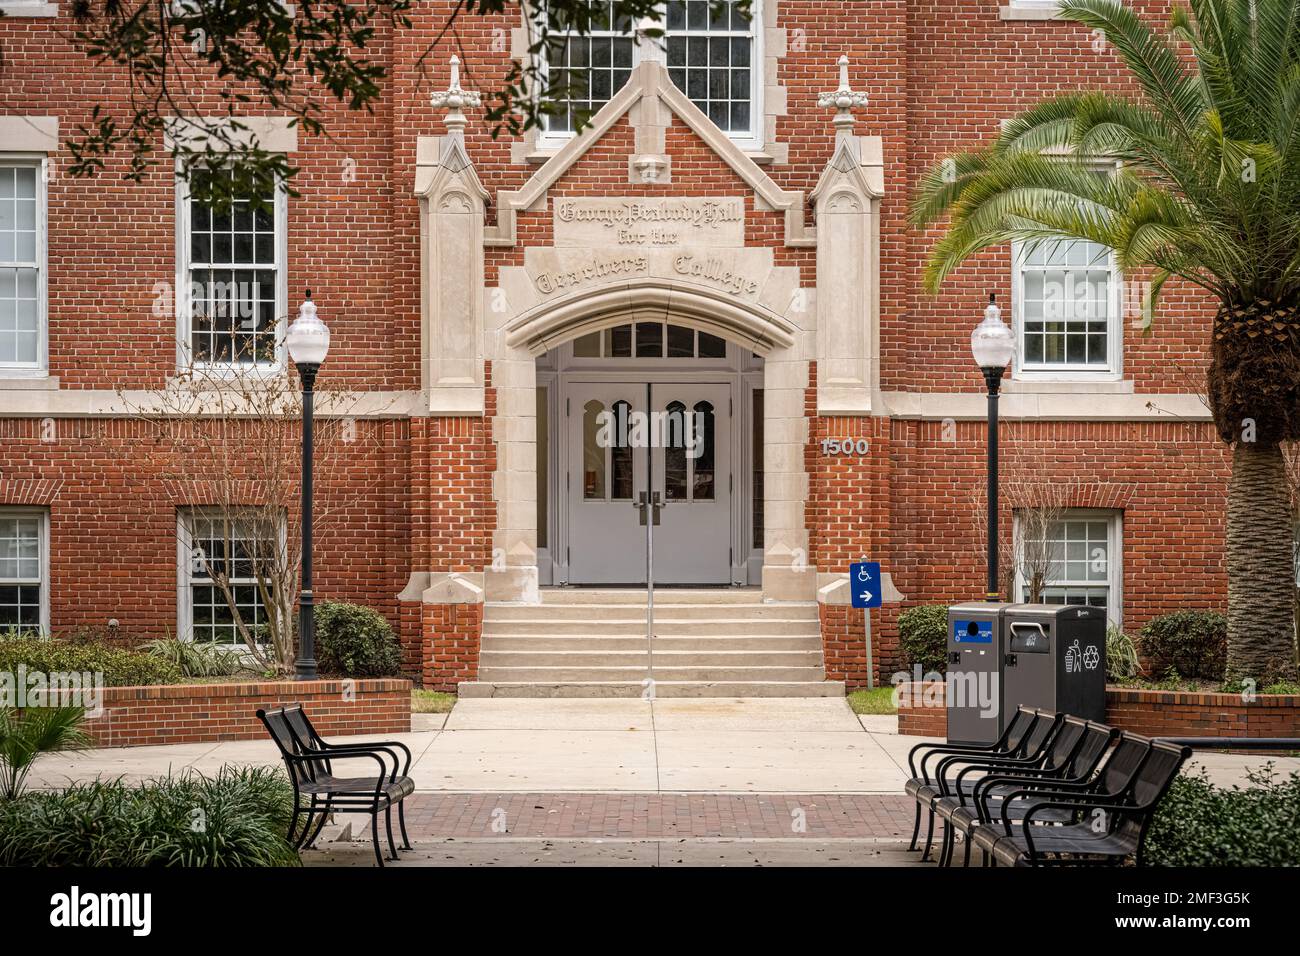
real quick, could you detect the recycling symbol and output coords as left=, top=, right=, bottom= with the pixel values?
left=1082, top=644, right=1100, bottom=671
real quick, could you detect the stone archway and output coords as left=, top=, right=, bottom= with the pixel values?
left=484, top=278, right=814, bottom=604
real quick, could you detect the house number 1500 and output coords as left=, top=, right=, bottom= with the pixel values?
left=821, top=438, right=870, bottom=456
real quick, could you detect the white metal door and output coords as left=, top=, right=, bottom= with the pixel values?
left=649, top=383, right=731, bottom=584
left=566, top=383, right=647, bottom=584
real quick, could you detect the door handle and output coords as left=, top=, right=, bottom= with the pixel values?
left=634, top=490, right=663, bottom=526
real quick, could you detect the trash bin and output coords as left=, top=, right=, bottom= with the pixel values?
left=945, top=602, right=1015, bottom=744
left=1002, top=604, right=1107, bottom=723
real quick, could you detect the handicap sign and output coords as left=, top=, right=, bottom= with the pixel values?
left=850, top=561, right=883, bottom=609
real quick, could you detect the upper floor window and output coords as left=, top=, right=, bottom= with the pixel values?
left=0, top=159, right=46, bottom=372
left=1013, top=238, right=1120, bottom=378
left=0, top=510, right=47, bottom=635
left=540, top=0, right=760, bottom=147
left=178, top=168, right=286, bottom=370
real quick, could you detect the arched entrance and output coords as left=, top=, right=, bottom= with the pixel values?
left=484, top=281, right=812, bottom=604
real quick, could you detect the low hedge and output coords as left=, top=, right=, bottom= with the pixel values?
left=1144, top=767, right=1300, bottom=867
left=315, top=602, right=402, bottom=677
left=898, top=604, right=948, bottom=676
left=0, top=637, right=182, bottom=686
left=0, top=766, right=299, bottom=867
left=1138, top=611, right=1227, bottom=681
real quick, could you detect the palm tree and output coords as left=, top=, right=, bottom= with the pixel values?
left=0, top=707, right=91, bottom=800
left=912, top=0, right=1300, bottom=681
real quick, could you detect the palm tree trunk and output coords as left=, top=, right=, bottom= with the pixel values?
left=1225, top=441, right=1299, bottom=682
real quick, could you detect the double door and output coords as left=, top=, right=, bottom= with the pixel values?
left=566, top=382, right=731, bottom=584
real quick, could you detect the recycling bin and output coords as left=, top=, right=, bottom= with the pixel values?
left=1002, top=604, right=1107, bottom=723
left=945, top=602, right=1014, bottom=745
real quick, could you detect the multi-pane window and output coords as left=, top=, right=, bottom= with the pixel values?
left=0, top=161, right=44, bottom=369
left=1021, top=512, right=1121, bottom=620
left=541, top=0, right=759, bottom=142
left=182, top=169, right=283, bottom=367
left=543, top=2, right=635, bottom=133
left=1015, top=239, right=1118, bottom=374
left=572, top=322, right=728, bottom=359
left=0, top=512, right=45, bottom=635
left=665, top=0, right=753, bottom=133
left=182, top=511, right=275, bottom=645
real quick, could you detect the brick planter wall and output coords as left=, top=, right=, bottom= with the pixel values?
left=84, top=678, right=411, bottom=748
left=1105, top=688, right=1300, bottom=739
left=894, top=682, right=1300, bottom=740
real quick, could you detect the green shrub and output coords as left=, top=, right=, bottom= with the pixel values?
left=0, top=638, right=182, bottom=687
left=897, top=605, right=949, bottom=675
left=314, top=602, right=402, bottom=677
left=1139, top=611, right=1227, bottom=681
left=141, top=638, right=245, bottom=679
left=0, top=706, right=91, bottom=799
left=1144, top=766, right=1300, bottom=867
left=1105, top=625, right=1141, bottom=682
left=0, top=766, right=300, bottom=867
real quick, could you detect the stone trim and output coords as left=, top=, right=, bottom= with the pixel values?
left=999, top=2, right=1063, bottom=20
left=163, top=116, right=299, bottom=153
left=0, top=115, right=59, bottom=152
left=487, top=60, right=813, bottom=249
left=878, top=390, right=1211, bottom=422
left=0, top=3, right=58, bottom=16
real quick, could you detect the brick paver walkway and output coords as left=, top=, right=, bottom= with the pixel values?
left=400, top=793, right=915, bottom=840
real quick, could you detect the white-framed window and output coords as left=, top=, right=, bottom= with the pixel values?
left=1017, top=509, right=1122, bottom=626
left=176, top=168, right=287, bottom=371
left=0, top=157, right=47, bottom=372
left=178, top=509, right=279, bottom=645
left=0, top=509, right=48, bottom=635
left=1012, top=238, right=1121, bottom=378
left=539, top=0, right=761, bottom=148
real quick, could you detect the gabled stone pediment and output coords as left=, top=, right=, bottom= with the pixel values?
left=484, top=60, right=813, bottom=248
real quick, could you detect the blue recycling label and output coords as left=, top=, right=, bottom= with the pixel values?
left=953, top=620, right=994, bottom=644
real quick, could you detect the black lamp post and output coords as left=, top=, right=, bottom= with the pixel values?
left=971, top=293, right=1015, bottom=602
left=286, top=291, right=330, bottom=679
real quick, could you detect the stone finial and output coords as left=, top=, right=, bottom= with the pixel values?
left=635, top=16, right=665, bottom=64
left=817, top=55, right=869, bottom=140
left=429, top=55, right=482, bottom=136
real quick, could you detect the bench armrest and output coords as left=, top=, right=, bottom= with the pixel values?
left=318, top=739, right=412, bottom=776
left=284, top=750, right=389, bottom=800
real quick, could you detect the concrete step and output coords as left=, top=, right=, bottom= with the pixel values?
left=480, top=635, right=824, bottom=652
left=458, top=680, right=847, bottom=698
left=484, top=601, right=819, bottom=622
left=476, top=665, right=827, bottom=682
left=482, top=618, right=821, bottom=636
left=535, top=588, right=764, bottom=605
left=479, top=649, right=825, bottom=667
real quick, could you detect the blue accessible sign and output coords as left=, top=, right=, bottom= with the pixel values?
left=850, top=561, right=883, bottom=609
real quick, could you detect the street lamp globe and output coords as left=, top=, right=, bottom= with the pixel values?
left=287, top=294, right=330, bottom=368
left=970, top=293, right=1015, bottom=370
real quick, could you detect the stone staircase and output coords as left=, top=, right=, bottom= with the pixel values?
left=458, top=588, right=844, bottom=698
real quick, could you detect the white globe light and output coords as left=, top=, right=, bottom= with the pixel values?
left=971, top=296, right=1015, bottom=369
left=287, top=297, right=330, bottom=367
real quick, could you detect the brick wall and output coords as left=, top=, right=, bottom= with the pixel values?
left=894, top=682, right=1300, bottom=739
left=84, top=678, right=411, bottom=748
left=0, top=3, right=1234, bottom=692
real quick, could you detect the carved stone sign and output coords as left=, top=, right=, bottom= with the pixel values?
left=524, top=247, right=768, bottom=301
left=552, top=197, right=745, bottom=247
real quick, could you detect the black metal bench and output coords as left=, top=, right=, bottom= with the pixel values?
left=258, top=704, right=415, bottom=867
left=932, top=716, right=1119, bottom=866
left=974, top=738, right=1192, bottom=866
left=905, top=707, right=1062, bottom=861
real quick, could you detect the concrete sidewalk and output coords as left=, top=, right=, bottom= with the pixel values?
left=28, top=697, right=1297, bottom=793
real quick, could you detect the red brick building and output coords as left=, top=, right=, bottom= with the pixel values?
left=0, top=1, right=1227, bottom=694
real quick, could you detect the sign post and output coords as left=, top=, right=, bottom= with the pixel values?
left=850, top=559, right=883, bottom=689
